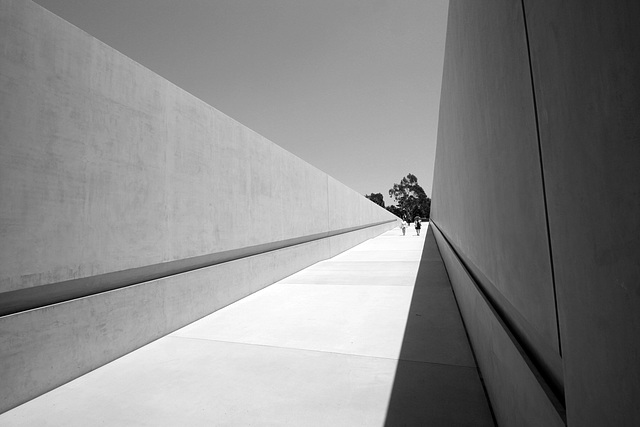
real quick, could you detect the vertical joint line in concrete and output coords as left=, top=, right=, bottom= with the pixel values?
left=520, top=0, right=562, bottom=357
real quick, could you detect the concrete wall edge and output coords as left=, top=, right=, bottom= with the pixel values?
left=431, top=220, right=566, bottom=424
left=0, top=219, right=396, bottom=317
left=0, top=220, right=396, bottom=414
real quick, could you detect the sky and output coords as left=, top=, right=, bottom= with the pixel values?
left=34, top=0, right=449, bottom=205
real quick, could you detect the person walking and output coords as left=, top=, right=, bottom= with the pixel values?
left=400, top=219, right=408, bottom=236
left=414, top=216, right=422, bottom=236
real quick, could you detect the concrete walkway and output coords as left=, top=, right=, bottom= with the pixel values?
left=0, top=225, right=494, bottom=426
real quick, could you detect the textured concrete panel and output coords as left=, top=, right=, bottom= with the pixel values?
left=0, top=0, right=395, bottom=293
left=524, top=1, right=640, bottom=425
left=431, top=0, right=560, bottom=387
left=328, top=175, right=379, bottom=230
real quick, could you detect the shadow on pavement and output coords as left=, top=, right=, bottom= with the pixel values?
left=383, top=226, right=495, bottom=426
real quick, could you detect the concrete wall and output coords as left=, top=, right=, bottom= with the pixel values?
left=432, top=0, right=640, bottom=425
left=0, top=0, right=397, bottom=413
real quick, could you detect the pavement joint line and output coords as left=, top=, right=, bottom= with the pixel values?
left=166, top=335, right=405, bottom=362
left=321, top=257, right=423, bottom=259
left=165, top=336, right=479, bottom=370
left=312, top=261, right=422, bottom=264
left=344, top=250, right=424, bottom=252
left=309, top=260, right=421, bottom=263
left=326, top=258, right=422, bottom=260
left=276, top=283, right=417, bottom=287
left=395, top=357, right=479, bottom=370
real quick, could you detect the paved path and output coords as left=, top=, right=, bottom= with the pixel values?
left=1, top=225, right=494, bottom=426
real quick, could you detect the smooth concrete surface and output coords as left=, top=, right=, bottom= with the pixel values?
left=432, top=0, right=640, bottom=425
left=433, top=224, right=564, bottom=427
left=0, top=0, right=397, bottom=413
left=0, top=0, right=395, bottom=293
left=431, top=0, right=563, bottom=423
left=0, top=238, right=328, bottom=413
left=523, top=1, right=640, bottom=425
left=432, top=0, right=560, bottom=384
left=0, top=222, right=397, bottom=414
left=326, top=221, right=399, bottom=259
left=0, top=226, right=494, bottom=426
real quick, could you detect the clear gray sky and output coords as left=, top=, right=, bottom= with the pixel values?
left=34, top=0, right=449, bottom=203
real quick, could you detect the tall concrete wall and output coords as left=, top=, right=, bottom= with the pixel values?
left=0, top=0, right=397, bottom=413
left=432, top=0, right=640, bottom=426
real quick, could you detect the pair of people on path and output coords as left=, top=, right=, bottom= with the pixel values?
left=414, top=216, right=422, bottom=236
left=400, top=216, right=422, bottom=236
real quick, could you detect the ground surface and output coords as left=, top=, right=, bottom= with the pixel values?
left=0, top=224, right=493, bottom=426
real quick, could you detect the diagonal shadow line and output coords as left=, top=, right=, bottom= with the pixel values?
left=384, top=226, right=496, bottom=426
left=0, top=219, right=395, bottom=317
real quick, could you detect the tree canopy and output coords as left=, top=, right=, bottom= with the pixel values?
left=363, top=174, right=430, bottom=220
left=365, top=192, right=385, bottom=208
left=387, top=173, right=431, bottom=220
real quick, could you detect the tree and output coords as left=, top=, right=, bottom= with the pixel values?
left=365, top=192, right=385, bottom=208
left=385, top=204, right=404, bottom=218
left=388, top=173, right=431, bottom=220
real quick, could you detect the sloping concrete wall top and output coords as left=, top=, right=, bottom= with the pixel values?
left=0, top=0, right=395, bottom=294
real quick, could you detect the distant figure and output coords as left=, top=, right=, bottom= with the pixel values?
left=400, top=220, right=408, bottom=236
left=414, top=216, right=422, bottom=236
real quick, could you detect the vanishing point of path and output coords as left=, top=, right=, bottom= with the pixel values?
left=1, top=224, right=494, bottom=426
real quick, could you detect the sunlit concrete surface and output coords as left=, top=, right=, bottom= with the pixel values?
left=0, top=1, right=397, bottom=410
left=0, top=225, right=493, bottom=426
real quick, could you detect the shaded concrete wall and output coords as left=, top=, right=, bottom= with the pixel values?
left=0, top=0, right=397, bottom=413
left=432, top=0, right=640, bottom=425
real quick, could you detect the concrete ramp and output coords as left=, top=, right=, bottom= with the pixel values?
left=0, top=225, right=494, bottom=426
left=0, top=0, right=395, bottom=413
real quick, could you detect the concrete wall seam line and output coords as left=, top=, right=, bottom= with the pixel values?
left=0, top=219, right=396, bottom=318
left=520, top=0, right=562, bottom=358
left=0, top=0, right=398, bottom=293
left=430, top=219, right=566, bottom=419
